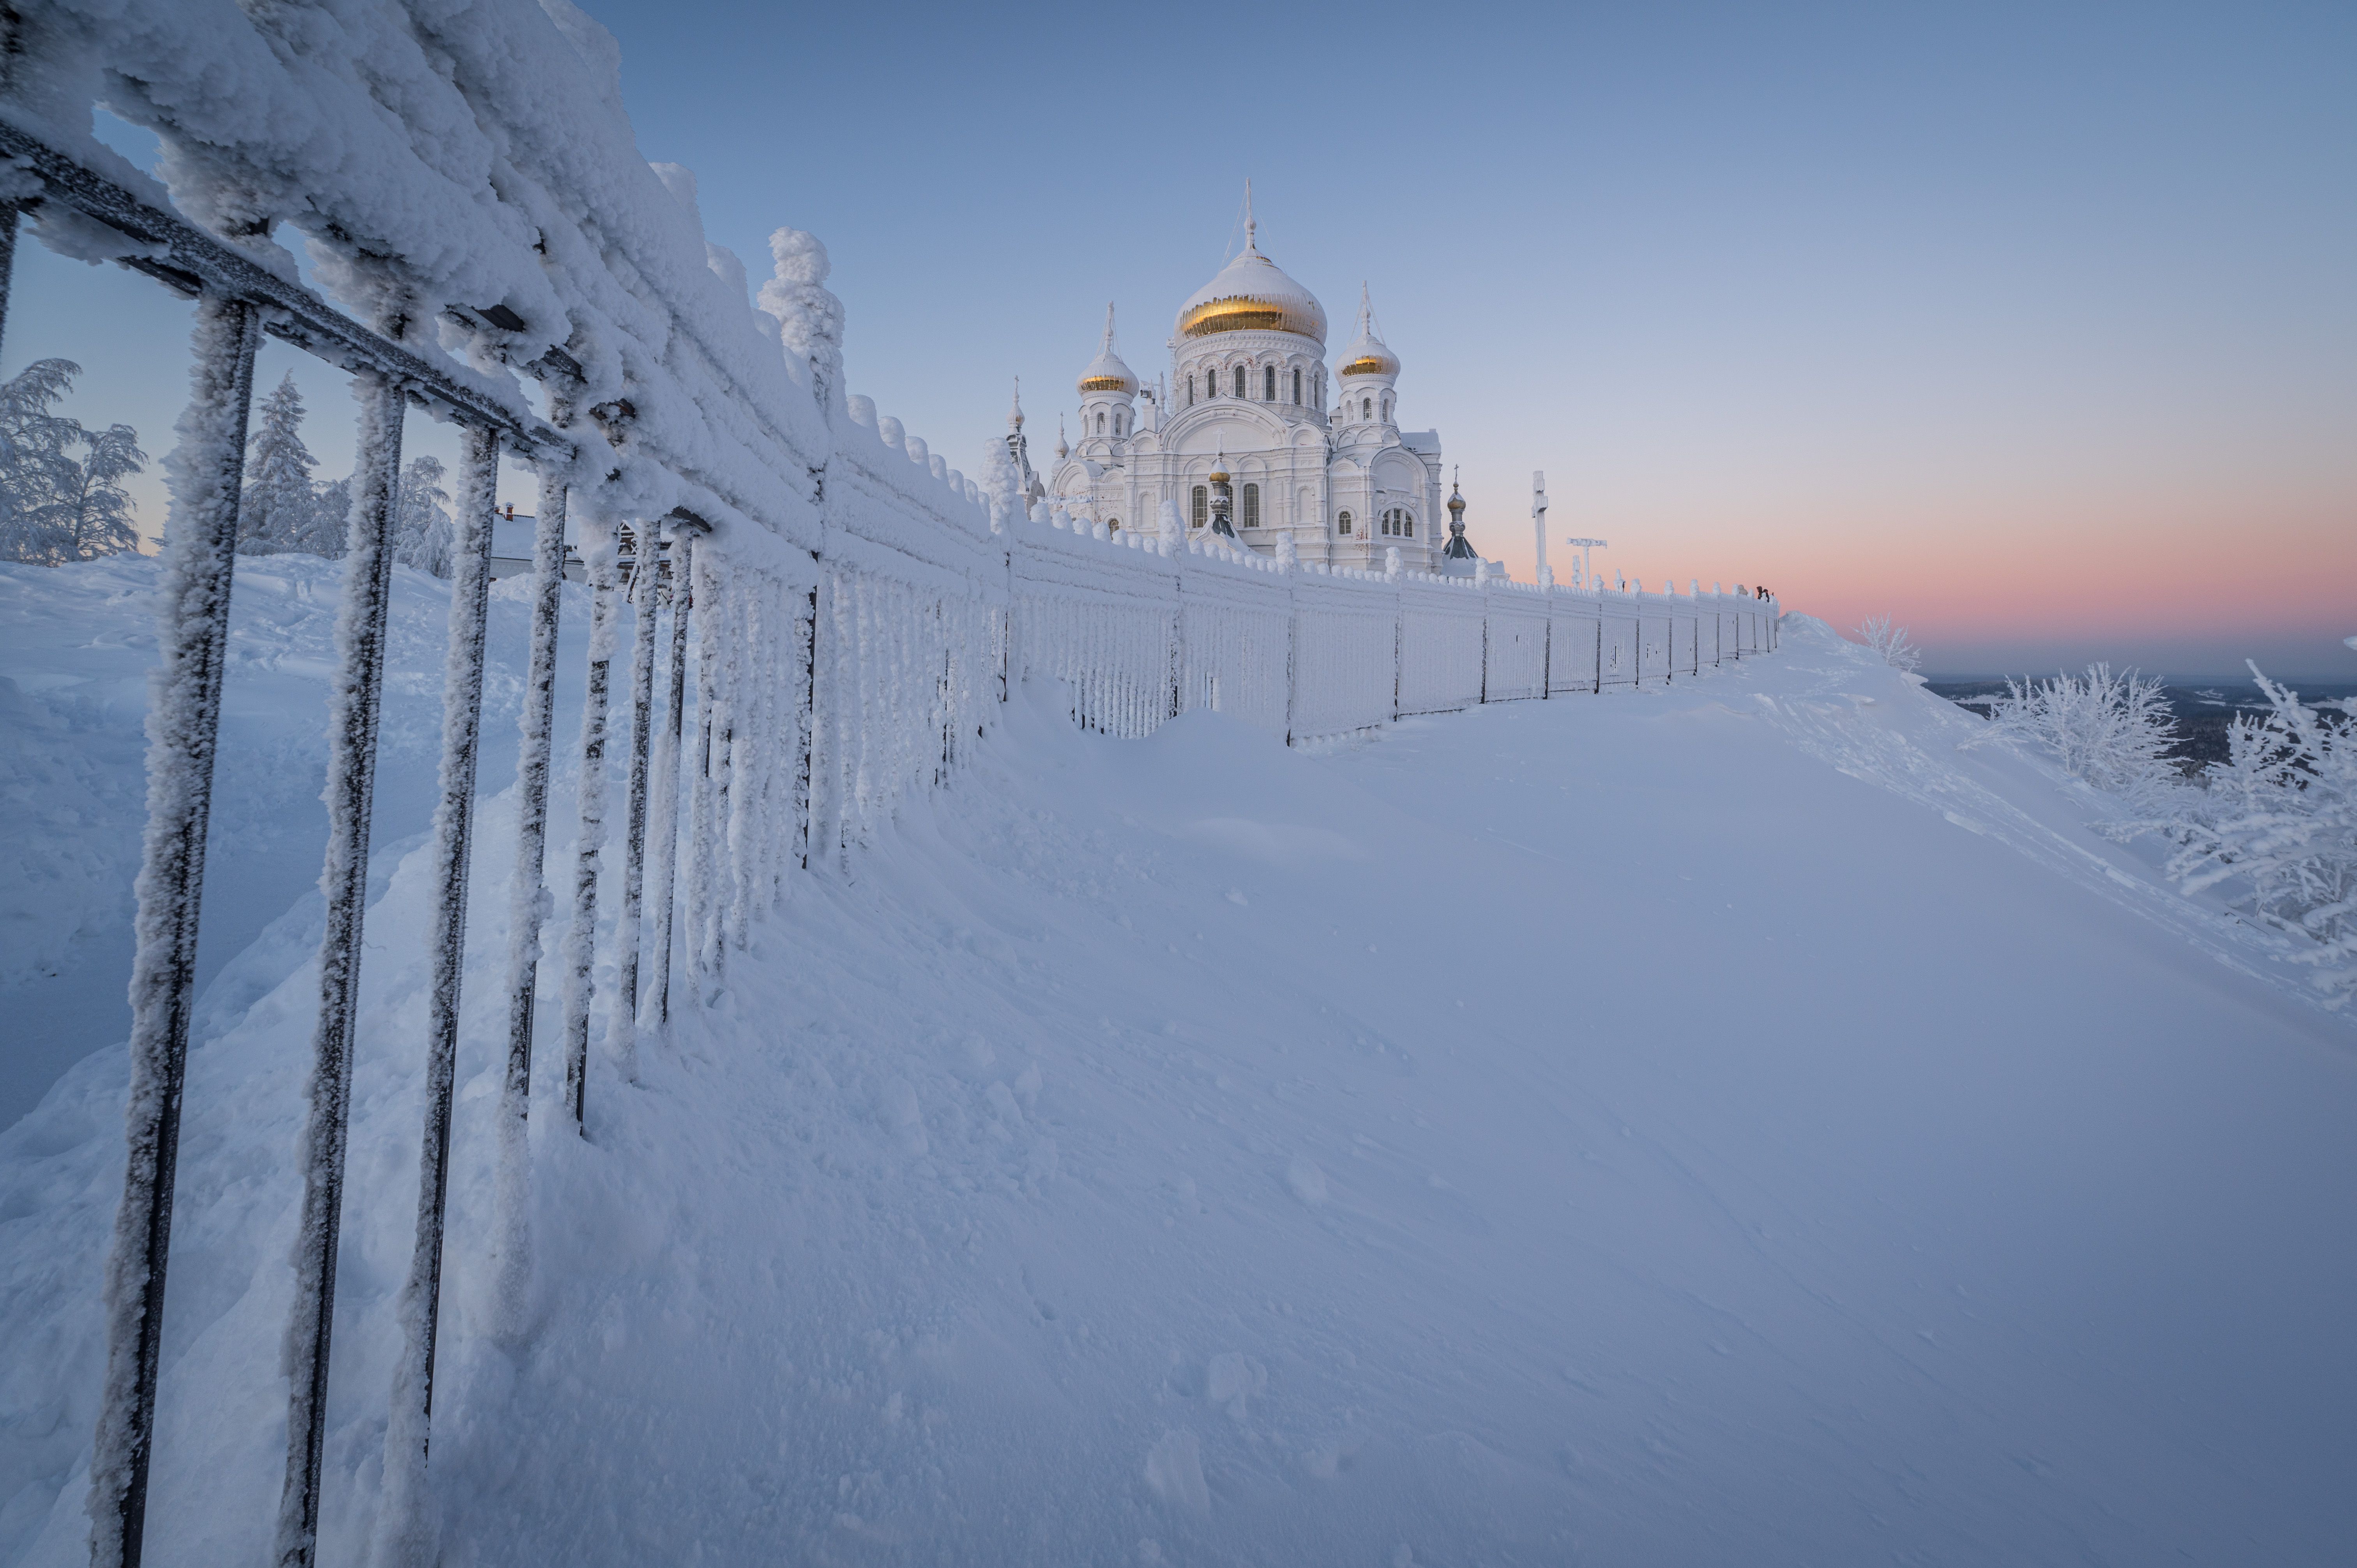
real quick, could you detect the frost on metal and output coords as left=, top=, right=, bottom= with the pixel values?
left=277, top=368, right=406, bottom=1568
left=87, top=291, right=262, bottom=1568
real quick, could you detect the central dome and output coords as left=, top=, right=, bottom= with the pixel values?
left=1175, top=238, right=1327, bottom=346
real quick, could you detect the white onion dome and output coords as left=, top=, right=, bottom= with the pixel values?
left=1336, top=284, right=1399, bottom=380
left=1077, top=303, right=1138, bottom=395
left=1175, top=222, right=1327, bottom=346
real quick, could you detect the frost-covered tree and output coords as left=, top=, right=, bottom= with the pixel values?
left=2134, top=669, right=2357, bottom=1007
left=391, top=454, right=453, bottom=576
left=759, top=226, right=845, bottom=413
left=979, top=437, right=1023, bottom=534
left=0, top=358, right=90, bottom=564
left=1966, top=663, right=2184, bottom=805
left=1855, top=614, right=1922, bottom=673
left=58, top=423, right=147, bottom=562
left=240, top=371, right=329, bottom=556
left=0, top=361, right=149, bottom=565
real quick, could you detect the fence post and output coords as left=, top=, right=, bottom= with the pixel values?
left=641, top=530, right=694, bottom=1031
left=276, top=367, right=407, bottom=1568
left=88, top=290, right=263, bottom=1568
left=561, top=517, right=622, bottom=1131
left=491, top=467, right=569, bottom=1340
left=607, top=528, right=661, bottom=1078
left=375, top=421, right=500, bottom=1567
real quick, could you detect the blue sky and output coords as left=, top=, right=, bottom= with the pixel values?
left=6, top=0, right=2351, bottom=676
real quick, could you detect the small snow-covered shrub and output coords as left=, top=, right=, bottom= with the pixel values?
left=1965, top=663, right=2184, bottom=805
left=1855, top=614, right=1922, bottom=673
left=2139, top=669, right=2357, bottom=1007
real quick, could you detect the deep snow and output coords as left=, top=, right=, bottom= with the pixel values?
left=2, top=574, right=2352, bottom=1566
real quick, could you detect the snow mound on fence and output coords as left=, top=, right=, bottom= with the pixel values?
left=2, top=605, right=2352, bottom=1565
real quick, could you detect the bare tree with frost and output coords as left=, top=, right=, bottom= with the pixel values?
left=58, top=423, right=147, bottom=562
left=2124, top=669, right=2357, bottom=1007
left=0, top=359, right=148, bottom=564
left=239, top=371, right=329, bottom=556
left=1964, top=663, right=2185, bottom=805
left=1855, top=614, right=1923, bottom=673
left=1, top=358, right=90, bottom=563
left=391, top=453, right=454, bottom=576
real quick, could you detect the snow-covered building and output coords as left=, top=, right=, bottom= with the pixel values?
left=1046, top=200, right=1458, bottom=572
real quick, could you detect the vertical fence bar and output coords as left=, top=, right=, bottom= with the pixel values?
left=561, top=519, right=620, bottom=1130
left=88, top=291, right=263, bottom=1568
left=641, top=533, right=692, bottom=1031
left=606, top=530, right=660, bottom=1077
left=374, top=422, right=500, bottom=1568
left=491, top=469, right=568, bottom=1337
left=276, top=368, right=408, bottom=1568
left=0, top=201, right=17, bottom=360
left=686, top=549, right=726, bottom=987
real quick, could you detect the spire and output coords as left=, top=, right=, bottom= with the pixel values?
left=1054, top=414, right=1068, bottom=460
left=1101, top=302, right=1117, bottom=353
left=1244, top=178, right=1256, bottom=253
left=1008, top=376, right=1024, bottom=431
left=1357, top=281, right=1371, bottom=336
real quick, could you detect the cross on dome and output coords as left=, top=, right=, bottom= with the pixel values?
left=1175, top=183, right=1327, bottom=345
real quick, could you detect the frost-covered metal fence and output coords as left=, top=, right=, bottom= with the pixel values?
left=0, top=5, right=1776, bottom=1563
left=1005, top=520, right=1775, bottom=740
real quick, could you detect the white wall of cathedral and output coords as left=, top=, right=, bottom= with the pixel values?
left=1172, top=331, right=1328, bottom=422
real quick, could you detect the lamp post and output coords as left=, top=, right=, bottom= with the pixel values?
left=1564, top=536, right=1608, bottom=589
left=1531, top=471, right=1548, bottom=584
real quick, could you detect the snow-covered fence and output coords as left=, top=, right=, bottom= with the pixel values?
left=1000, top=517, right=1776, bottom=744
left=0, top=6, right=1779, bottom=1561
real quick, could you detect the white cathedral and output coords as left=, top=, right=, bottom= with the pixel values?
left=1027, top=200, right=1486, bottom=575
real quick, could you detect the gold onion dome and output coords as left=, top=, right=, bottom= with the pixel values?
left=1337, top=283, right=1399, bottom=379
left=1076, top=303, right=1138, bottom=395
left=1175, top=205, right=1327, bottom=345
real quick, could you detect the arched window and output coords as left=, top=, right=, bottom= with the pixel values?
left=1403, top=512, right=1413, bottom=537
left=1241, top=483, right=1259, bottom=528
left=1264, top=365, right=1276, bottom=401
left=1108, top=518, right=1120, bottom=532
left=1292, top=368, right=1302, bottom=403
left=1233, top=365, right=1246, bottom=398
left=1381, top=509, right=1393, bottom=536
left=1115, top=410, right=1125, bottom=436
left=1095, top=412, right=1105, bottom=434
left=1382, top=396, right=1391, bottom=421
left=1191, top=486, right=1208, bottom=528
left=1361, top=397, right=1371, bottom=420
left=1338, top=510, right=1352, bottom=535
left=1188, top=375, right=1196, bottom=406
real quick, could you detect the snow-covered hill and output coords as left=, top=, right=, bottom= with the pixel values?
left=2, top=572, right=2350, bottom=1566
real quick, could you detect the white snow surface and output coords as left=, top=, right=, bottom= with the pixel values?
left=2, top=593, right=2353, bottom=1564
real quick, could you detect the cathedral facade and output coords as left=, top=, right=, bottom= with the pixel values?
left=1042, top=207, right=1457, bottom=572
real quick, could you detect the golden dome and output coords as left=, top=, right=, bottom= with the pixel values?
left=1174, top=242, right=1327, bottom=345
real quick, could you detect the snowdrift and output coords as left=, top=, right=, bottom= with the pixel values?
left=3, top=599, right=2352, bottom=1566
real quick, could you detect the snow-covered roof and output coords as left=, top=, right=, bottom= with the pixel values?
left=1175, top=242, right=1327, bottom=346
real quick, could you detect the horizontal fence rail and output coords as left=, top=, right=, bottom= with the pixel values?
left=1005, top=520, right=1777, bottom=744
left=0, top=12, right=1781, bottom=1561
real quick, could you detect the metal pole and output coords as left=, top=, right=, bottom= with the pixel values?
left=375, top=422, right=500, bottom=1566
left=0, top=201, right=18, bottom=363
left=491, top=468, right=568, bottom=1338
left=606, top=528, right=661, bottom=1078
left=641, top=533, right=693, bottom=1031
left=276, top=369, right=407, bottom=1568
left=561, top=520, right=621, bottom=1131
left=88, top=290, right=263, bottom=1568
